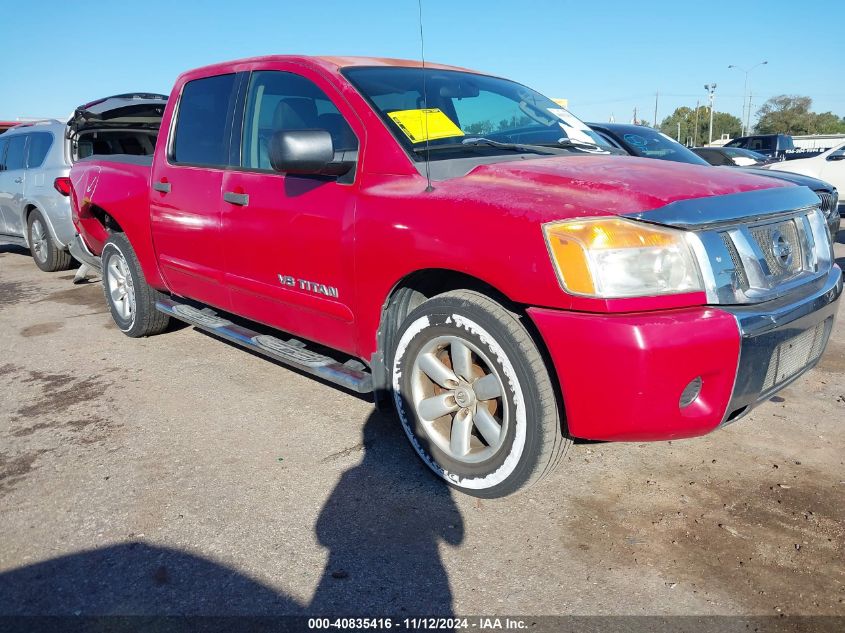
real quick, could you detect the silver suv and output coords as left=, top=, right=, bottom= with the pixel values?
left=0, top=94, right=166, bottom=272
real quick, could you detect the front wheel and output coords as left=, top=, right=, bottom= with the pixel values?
left=390, top=290, right=570, bottom=498
left=101, top=233, right=170, bottom=337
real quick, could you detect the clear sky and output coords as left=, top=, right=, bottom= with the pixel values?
left=2, top=0, right=843, bottom=127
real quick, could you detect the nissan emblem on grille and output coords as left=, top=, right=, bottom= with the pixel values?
left=770, top=229, right=794, bottom=268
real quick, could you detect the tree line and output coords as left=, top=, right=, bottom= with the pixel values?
left=652, top=95, right=845, bottom=144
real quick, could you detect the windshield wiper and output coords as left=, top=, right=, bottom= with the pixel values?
left=461, top=137, right=561, bottom=154
left=545, top=138, right=624, bottom=154
left=412, top=138, right=560, bottom=155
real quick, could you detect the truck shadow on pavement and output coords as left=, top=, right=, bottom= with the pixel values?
left=308, top=409, right=463, bottom=615
left=0, top=411, right=463, bottom=618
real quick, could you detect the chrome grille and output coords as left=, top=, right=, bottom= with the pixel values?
left=748, top=218, right=802, bottom=280
left=761, top=318, right=832, bottom=391
left=720, top=233, right=748, bottom=289
left=702, top=205, right=833, bottom=304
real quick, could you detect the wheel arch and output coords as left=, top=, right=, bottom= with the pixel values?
left=22, top=202, right=56, bottom=248
left=377, top=268, right=518, bottom=350
left=370, top=268, right=570, bottom=439
left=88, top=203, right=126, bottom=234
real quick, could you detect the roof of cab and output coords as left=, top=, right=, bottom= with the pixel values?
left=179, top=55, right=481, bottom=80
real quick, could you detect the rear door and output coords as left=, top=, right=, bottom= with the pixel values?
left=220, top=67, right=362, bottom=354
left=0, top=134, right=29, bottom=237
left=149, top=73, right=240, bottom=310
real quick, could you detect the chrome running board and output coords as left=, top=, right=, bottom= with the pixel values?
left=156, top=297, right=373, bottom=393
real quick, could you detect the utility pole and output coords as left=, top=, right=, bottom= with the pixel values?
left=677, top=121, right=681, bottom=142
left=746, top=92, right=754, bottom=134
left=653, top=90, right=659, bottom=127
left=693, top=99, right=700, bottom=147
left=633, top=105, right=638, bottom=125
left=704, top=83, right=717, bottom=145
left=729, top=61, right=767, bottom=136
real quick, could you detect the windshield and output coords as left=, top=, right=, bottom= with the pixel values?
left=611, top=127, right=709, bottom=166
left=343, top=67, right=610, bottom=159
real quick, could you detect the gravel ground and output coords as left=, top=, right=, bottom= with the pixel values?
left=0, top=237, right=843, bottom=618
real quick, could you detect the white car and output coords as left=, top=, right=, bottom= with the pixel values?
left=767, top=142, right=845, bottom=199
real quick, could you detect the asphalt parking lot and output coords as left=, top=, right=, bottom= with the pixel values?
left=0, top=236, right=843, bottom=618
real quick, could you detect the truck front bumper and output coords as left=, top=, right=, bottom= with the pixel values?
left=527, top=266, right=842, bottom=442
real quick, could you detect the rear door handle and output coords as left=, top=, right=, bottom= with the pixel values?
left=223, top=191, right=249, bottom=206
left=153, top=181, right=171, bottom=193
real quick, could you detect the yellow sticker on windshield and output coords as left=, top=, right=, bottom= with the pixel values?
left=387, top=108, right=464, bottom=143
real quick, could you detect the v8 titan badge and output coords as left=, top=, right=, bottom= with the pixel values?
left=279, top=274, right=339, bottom=299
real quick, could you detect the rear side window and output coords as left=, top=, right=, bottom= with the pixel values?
left=27, top=132, right=53, bottom=168
left=748, top=137, right=774, bottom=151
left=5, top=135, right=27, bottom=171
left=171, top=74, right=237, bottom=167
left=0, top=138, right=8, bottom=171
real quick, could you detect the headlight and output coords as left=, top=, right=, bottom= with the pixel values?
left=543, top=217, right=704, bottom=298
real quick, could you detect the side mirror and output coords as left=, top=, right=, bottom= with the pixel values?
left=827, top=149, right=845, bottom=162
left=269, top=129, right=353, bottom=176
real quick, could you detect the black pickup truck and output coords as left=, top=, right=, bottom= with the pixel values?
left=725, top=134, right=832, bottom=161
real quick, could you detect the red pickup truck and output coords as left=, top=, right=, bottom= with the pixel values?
left=69, top=56, right=842, bottom=497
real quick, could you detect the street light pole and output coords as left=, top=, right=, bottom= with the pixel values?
left=728, top=61, right=768, bottom=136
left=704, top=83, right=717, bottom=145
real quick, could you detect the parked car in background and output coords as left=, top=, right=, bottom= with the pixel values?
left=70, top=56, right=841, bottom=497
left=0, top=94, right=166, bottom=272
left=766, top=143, right=845, bottom=225
left=0, top=121, right=18, bottom=133
left=589, top=122, right=840, bottom=236
left=725, top=133, right=828, bottom=161
left=692, top=146, right=774, bottom=167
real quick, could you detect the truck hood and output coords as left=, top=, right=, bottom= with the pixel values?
left=450, top=154, right=794, bottom=220
left=68, top=93, right=167, bottom=136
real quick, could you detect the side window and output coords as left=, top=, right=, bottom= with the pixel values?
left=5, top=135, right=27, bottom=171
left=241, top=71, right=358, bottom=170
left=171, top=73, right=237, bottom=167
left=0, top=138, right=8, bottom=171
left=26, top=132, right=53, bottom=168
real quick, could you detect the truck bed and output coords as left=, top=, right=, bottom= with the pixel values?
left=77, top=154, right=154, bottom=167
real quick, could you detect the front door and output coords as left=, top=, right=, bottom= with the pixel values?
left=221, top=69, right=361, bottom=354
left=150, top=73, right=240, bottom=310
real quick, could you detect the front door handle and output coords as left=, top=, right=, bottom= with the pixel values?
left=223, top=191, right=249, bottom=206
left=153, top=181, right=171, bottom=193
left=14, top=177, right=22, bottom=184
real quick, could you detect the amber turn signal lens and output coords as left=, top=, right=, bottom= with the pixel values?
left=543, top=217, right=703, bottom=298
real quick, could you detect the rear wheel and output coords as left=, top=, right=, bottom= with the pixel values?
left=27, top=209, right=73, bottom=272
left=101, top=233, right=170, bottom=337
left=390, top=290, right=570, bottom=498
